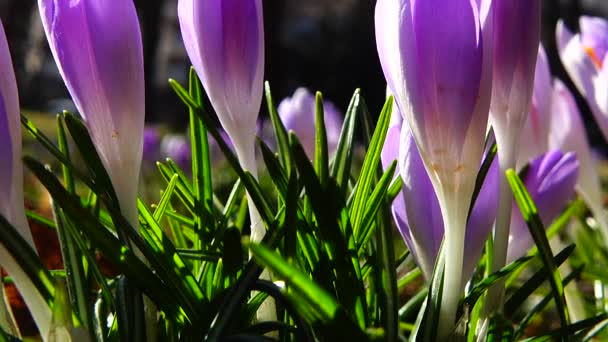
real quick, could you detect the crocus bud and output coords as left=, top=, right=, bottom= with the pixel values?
left=38, top=0, right=145, bottom=228
left=487, top=1, right=541, bottom=307
left=549, top=80, right=608, bottom=242
left=392, top=123, right=498, bottom=284
left=507, top=151, right=579, bottom=263
left=178, top=0, right=265, bottom=241
left=557, top=17, right=608, bottom=140
left=0, top=20, right=51, bottom=339
left=277, top=88, right=343, bottom=159
left=518, top=46, right=553, bottom=165
left=375, top=0, right=492, bottom=332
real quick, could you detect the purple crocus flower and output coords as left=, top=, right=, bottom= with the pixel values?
left=277, top=88, right=343, bottom=159
left=488, top=0, right=541, bottom=295
left=143, top=127, right=161, bottom=164
left=375, top=1, right=493, bottom=332
left=507, top=151, right=579, bottom=263
left=0, top=20, right=51, bottom=338
left=549, top=80, right=608, bottom=242
left=161, top=134, right=192, bottom=170
left=518, top=46, right=553, bottom=166
left=386, top=122, right=498, bottom=285
left=557, top=16, right=608, bottom=141
left=38, top=0, right=145, bottom=228
left=178, top=0, right=265, bottom=242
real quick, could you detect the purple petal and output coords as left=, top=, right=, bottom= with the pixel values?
left=39, top=0, right=145, bottom=221
left=0, top=21, right=33, bottom=247
left=277, top=88, right=343, bottom=159
left=375, top=0, right=418, bottom=124
left=490, top=0, right=541, bottom=151
left=412, top=0, right=483, bottom=151
left=0, top=22, right=15, bottom=214
left=382, top=125, right=401, bottom=172
left=507, top=151, right=579, bottom=262
left=323, top=101, right=344, bottom=153
left=580, top=16, right=608, bottom=64
left=519, top=46, right=553, bottom=164
left=397, top=124, right=444, bottom=279
left=463, top=154, right=499, bottom=278
left=395, top=123, right=498, bottom=281
left=550, top=80, right=604, bottom=230
left=143, top=127, right=161, bottom=163
left=178, top=0, right=264, bottom=147
left=161, top=135, right=191, bottom=170
left=0, top=93, right=12, bottom=215
left=556, top=20, right=608, bottom=140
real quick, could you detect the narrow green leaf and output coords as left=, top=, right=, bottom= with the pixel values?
left=468, top=142, right=497, bottom=219
left=247, top=241, right=338, bottom=320
left=25, top=157, right=187, bottom=321
left=138, top=199, right=207, bottom=305
left=514, top=266, right=584, bottom=340
left=0, top=214, right=54, bottom=304
left=21, top=114, right=96, bottom=191
left=207, top=217, right=286, bottom=341
left=56, top=114, right=75, bottom=193
left=188, top=67, right=213, bottom=273
left=461, top=256, right=532, bottom=309
left=314, top=92, right=329, bottom=186
left=374, top=184, right=399, bottom=341
left=26, top=211, right=56, bottom=230
left=169, top=79, right=200, bottom=110
left=356, top=161, right=396, bottom=252
left=504, top=244, right=575, bottom=316
left=51, top=201, right=91, bottom=332
left=349, top=96, right=393, bottom=241
left=291, top=133, right=367, bottom=326
left=264, top=82, right=292, bottom=174
left=331, top=89, right=361, bottom=193
left=153, top=174, right=179, bottom=223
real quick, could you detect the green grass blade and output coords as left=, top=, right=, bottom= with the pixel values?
left=56, top=114, right=75, bottom=193
left=247, top=241, right=339, bottom=320
left=0, top=214, right=54, bottom=304
left=461, top=256, right=532, bottom=309
left=356, top=161, right=396, bottom=252
left=50, top=202, right=91, bottom=333
left=504, top=244, right=575, bottom=316
left=264, top=82, right=293, bottom=174
left=349, top=96, right=393, bottom=241
left=153, top=174, right=179, bottom=223
left=314, top=92, right=329, bottom=187
left=331, top=89, right=361, bottom=193
left=513, top=266, right=584, bottom=340
left=374, top=186, right=399, bottom=341
left=21, top=114, right=96, bottom=191
left=507, top=169, right=571, bottom=338
left=188, top=68, right=213, bottom=273
left=24, top=157, right=187, bottom=321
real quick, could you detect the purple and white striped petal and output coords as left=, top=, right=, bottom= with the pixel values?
left=39, top=0, right=145, bottom=227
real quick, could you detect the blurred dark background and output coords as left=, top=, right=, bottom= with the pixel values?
left=1, top=0, right=607, bottom=144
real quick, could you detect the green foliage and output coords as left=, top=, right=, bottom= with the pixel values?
left=5, top=78, right=606, bottom=342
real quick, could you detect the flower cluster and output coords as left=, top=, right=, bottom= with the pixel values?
left=0, top=0, right=607, bottom=340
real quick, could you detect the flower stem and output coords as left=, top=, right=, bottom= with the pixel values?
left=486, top=139, right=516, bottom=313
left=437, top=195, right=467, bottom=339
left=233, top=139, right=277, bottom=323
left=0, top=246, right=52, bottom=339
